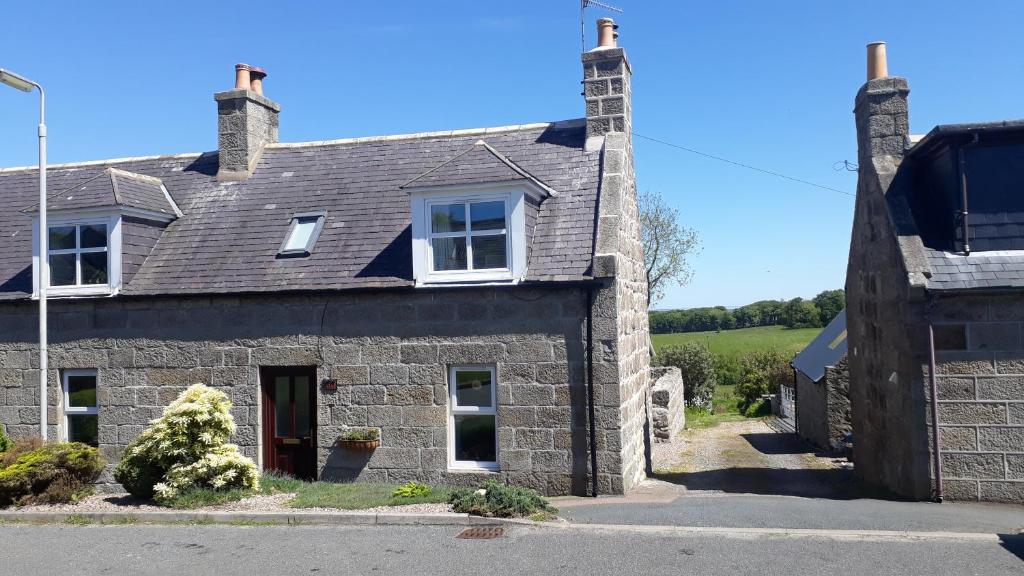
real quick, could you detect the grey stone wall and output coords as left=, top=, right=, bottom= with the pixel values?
left=847, top=74, right=934, bottom=500
left=649, top=367, right=684, bottom=442
left=796, top=358, right=851, bottom=452
left=582, top=47, right=632, bottom=146
left=0, top=287, right=630, bottom=495
left=930, top=295, right=1024, bottom=502
left=215, top=89, right=280, bottom=179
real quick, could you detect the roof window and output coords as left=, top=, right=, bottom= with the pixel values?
left=278, top=212, right=325, bottom=258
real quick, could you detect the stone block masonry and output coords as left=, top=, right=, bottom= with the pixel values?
left=931, top=296, right=1024, bottom=502
left=649, top=367, right=684, bottom=442
left=0, top=286, right=631, bottom=496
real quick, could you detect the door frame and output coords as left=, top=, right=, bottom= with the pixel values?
left=259, top=366, right=318, bottom=480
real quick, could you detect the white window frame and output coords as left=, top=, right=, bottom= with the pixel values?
left=32, top=212, right=122, bottom=298
left=62, top=369, right=99, bottom=445
left=409, top=183, right=531, bottom=286
left=427, top=197, right=510, bottom=275
left=448, top=365, right=499, bottom=472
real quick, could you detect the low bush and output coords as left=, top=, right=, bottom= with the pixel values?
left=0, top=441, right=104, bottom=507
left=392, top=481, right=432, bottom=499
left=113, top=383, right=259, bottom=504
left=449, top=480, right=557, bottom=518
left=734, top=349, right=792, bottom=413
left=655, top=342, right=716, bottom=411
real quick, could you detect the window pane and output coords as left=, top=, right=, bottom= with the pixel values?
left=431, top=237, right=467, bottom=271
left=68, top=414, right=98, bottom=447
left=49, top=226, right=76, bottom=250
left=274, top=377, right=291, bottom=437
left=81, top=252, right=108, bottom=285
left=294, top=376, right=310, bottom=438
left=49, top=253, right=76, bottom=286
left=454, top=370, right=493, bottom=408
left=454, top=415, right=496, bottom=463
left=80, top=224, right=107, bottom=249
left=472, top=234, right=507, bottom=270
left=67, top=374, right=97, bottom=408
left=284, top=217, right=318, bottom=252
left=470, top=201, right=505, bottom=231
left=431, top=204, right=466, bottom=233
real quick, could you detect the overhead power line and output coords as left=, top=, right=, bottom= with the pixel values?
left=632, top=132, right=856, bottom=198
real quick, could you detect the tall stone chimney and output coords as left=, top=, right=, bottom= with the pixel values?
left=854, top=43, right=909, bottom=166
left=215, top=63, right=280, bottom=181
left=582, top=18, right=632, bottom=151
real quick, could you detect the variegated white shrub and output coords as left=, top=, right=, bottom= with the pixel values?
left=114, top=384, right=259, bottom=502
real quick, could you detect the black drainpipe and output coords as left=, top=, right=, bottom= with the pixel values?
left=927, top=321, right=944, bottom=502
left=585, top=287, right=599, bottom=497
left=957, top=135, right=979, bottom=255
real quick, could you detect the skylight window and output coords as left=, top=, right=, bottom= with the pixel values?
left=278, top=212, right=325, bottom=258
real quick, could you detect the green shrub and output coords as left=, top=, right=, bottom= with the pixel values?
left=655, top=342, right=716, bottom=411
left=449, top=480, right=557, bottom=518
left=0, top=425, right=11, bottom=454
left=392, top=481, right=432, bottom=499
left=0, top=441, right=104, bottom=507
left=113, top=384, right=258, bottom=504
left=734, top=349, right=792, bottom=412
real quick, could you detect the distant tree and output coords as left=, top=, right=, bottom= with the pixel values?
left=735, top=349, right=792, bottom=414
left=782, top=298, right=821, bottom=329
left=812, top=289, right=845, bottom=326
left=640, top=190, right=700, bottom=306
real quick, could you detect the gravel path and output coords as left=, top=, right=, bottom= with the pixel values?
left=653, top=418, right=858, bottom=498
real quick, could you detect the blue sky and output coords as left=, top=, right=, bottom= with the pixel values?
left=2, top=1, right=1023, bottom=309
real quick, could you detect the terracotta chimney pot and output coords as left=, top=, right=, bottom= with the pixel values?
left=234, top=63, right=252, bottom=91
left=249, top=66, right=267, bottom=96
left=867, top=42, right=888, bottom=81
left=597, top=17, right=618, bottom=49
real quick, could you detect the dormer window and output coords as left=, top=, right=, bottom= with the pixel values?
left=278, top=212, right=325, bottom=258
left=401, top=140, right=557, bottom=286
left=429, top=200, right=508, bottom=272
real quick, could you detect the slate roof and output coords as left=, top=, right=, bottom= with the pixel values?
left=401, top=139, right=556, bottom=196
left=23, top=168, right=180, bottom=217
left=792, top=310, right=847, bottom=382
left=923, top=248, right=1024, bottom=290
left=0, top=120, right=600, bottom=300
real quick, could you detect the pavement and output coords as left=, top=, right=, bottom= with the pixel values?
left=2, top=523, right=1022, bottom=575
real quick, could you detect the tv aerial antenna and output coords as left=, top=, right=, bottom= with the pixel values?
left=581, top=0, right=623, bottom=52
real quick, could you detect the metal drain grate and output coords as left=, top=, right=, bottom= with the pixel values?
left=455, top=526, right=504, bottom=540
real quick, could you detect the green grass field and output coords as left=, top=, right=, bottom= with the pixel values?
left=652, top=325, right=823, bottom=359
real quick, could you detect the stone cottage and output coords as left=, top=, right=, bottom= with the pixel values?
left=791, top=310, right=850, bottom=452
left=0, top=18, right=651, bottom=496
left=847, top=42, right=1024, bottom=503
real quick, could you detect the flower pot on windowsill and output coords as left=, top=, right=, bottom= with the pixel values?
left=336, top=438, right=380, bottom=452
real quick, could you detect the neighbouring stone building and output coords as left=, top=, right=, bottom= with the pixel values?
left=0, top=19, right=652, bottom=495
left=847, top=43, right=1024, bottom=502
left=791, top=310, right=850, bottom=452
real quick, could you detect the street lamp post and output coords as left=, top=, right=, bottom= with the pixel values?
left=0, top=68, right=47, bottom=440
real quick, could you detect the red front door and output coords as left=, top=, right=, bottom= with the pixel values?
left=261, top=367, right=317, bottom=481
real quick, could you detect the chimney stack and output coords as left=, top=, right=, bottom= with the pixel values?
left=853, top=42, right=909, bottom=166
left=215, top=63, right=280, bottom=181
left=582, top=18, right=632, bottom=151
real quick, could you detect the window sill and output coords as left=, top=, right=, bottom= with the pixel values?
left=448, top=465, right=500, bottom=474
left=35, top=286, right=116, bottom=299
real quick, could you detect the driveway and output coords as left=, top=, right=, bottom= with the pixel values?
left=554, top=418, right=1024, bottom=535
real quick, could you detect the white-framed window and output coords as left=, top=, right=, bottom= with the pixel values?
left=409, top=185, right=532, bottom=285
left=448, top=365, right=499, bottom=471
left=63, top=369, right=99, bottom=447
left=32, top=213, right=122, bottom=297
left=277, top=211, right=326, bottom=258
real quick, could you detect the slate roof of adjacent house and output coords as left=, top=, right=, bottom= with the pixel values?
left=792, top=310, right=847, bottom=382
left=22, top=168, right=181, bottom=217
left=901, top=121, right=1024, bottom=291
left=0, top=120, right=600, bottom=300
